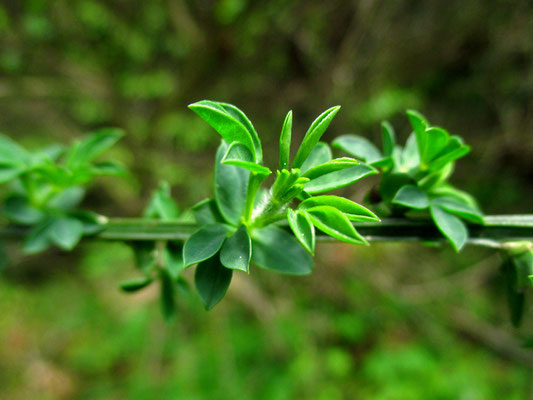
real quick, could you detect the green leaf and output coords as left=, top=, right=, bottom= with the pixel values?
left=306, top=205, right=367, bottom=245
left=220, top=225, right=251, bottom=272
left=218, top=102, right=262, bottom=163
left=423, top=127, right=449, bottom=164
left=130, top=242, right=156, bottom=273
left=0, top=134, right=31, bottom=166
left=511, top=250, right=533, bottom=290
left=183, top=223, right=229, bottom=267
left=195, top=256, right=233, bottom=310
left=300, top=142, right=332, bottom=173
left=48, top=217, right=85, bottom=251
left=332, top=135, right=383, bottom=164
left=91, top=161, right=127, bottom=176
left=428, top=185, right=480, bottom=209
left=292, top=106, right=341, bottom=168
left=222, top=142, right=271, bottom=175
left=0, top=165, right=23, bottom=183
left=69, top=210, right=105, bottom=235
left=119, top=276, right=154, bottom=293
left=429, top=136, right=470, bottom=172
left=299, top=195, right=379, bottom=222
left=3, top=194, right=44, bottom=224
left=287, top=208, right=315, bottom=254
left=164, top=242, right=184, bottom=279
left=430, top=205, right=467, bottom=251
left=378, top=172, right=414, bottom=203
left=24, top=220, right=53, bottom=254
left=145, top=181, right=180, bottom=220
left=406, top=109, right=428, bottom=160
left=66, top=128, right=123, bottom=168
left=431, top=196, right=484, bottom=224
left=279, top=110, right=292, bottom=170
left=160, top=269, right=176, bottom=322
left=302, top=158, right=359, bottom=180
left=381, top=121, right=396, bottom=157
left=303, top=164, right=377, bottom=194
left=400, top=133, right=421, bottom=171
left=48, top=187, right=85, bottom=210
left=188, top=100, right=257, bottom=161
left=392, top=185, right=429, bottom=210
left=214, top=141, right=249, bottom=225
left=192, top=198, right=225, bottom=225
left=251, top=225, right=313, bottom=275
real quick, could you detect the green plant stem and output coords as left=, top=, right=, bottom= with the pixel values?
left=243, top=173, right=267, bottom=223
left=1, top=216, right=532, bottom=247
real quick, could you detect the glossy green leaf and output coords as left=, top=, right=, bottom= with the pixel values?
left=66, top=128, right=123, bottom=168
left=192, top=198, right=225, bottom=225
left=306, top=205, right=367, bottom=245
left=218, top=102, right=262, bottom=163
left=220, top=225, right=251, bottom=272
left=428, top=185, right=479, bottom=209
left=48, top=187, right=85, bottom=210
left=300, top=142, right=332, bottom=173
left=299, top=195, right=379, bottom=222
left=287, top=208, right=315, bottom=254
left=189, top=100, right=257, bottom=161
left=3, top=194, right=44, bottom=224
left=406, top=109, right=428, bottom=160
left=303, top=164, right=377, bottom=194
left=144, top=181, right=180, bottom=220
left=183, top=223, right=229, bottom=267
left=332, top=135, right=383, bottom=164
left=251, top=225, right=313, bottom=275
left=214, top=141, right=249, bottom=225
left=392, top=185, right=429, bottom=210
left=48, top=217, right=85, bottom=251
left=419, top=163, right=454, bottom=190
left=423, top=127, right=449, bottom=163
left=119, top=276, right=154, bottom=293
left=381, top=121, right=396, bottom=157
left=292, top=106, right=341, bottom=168
left=378, top=172, right=415, bottom=203
left=279, top=110, right=292, bottom=170
left=400, top=133, right=421, bottom=171
left=222, top=142, right=271, bottom=175
left=431, top=196, right=484, bottom=224
left=302, top=158, right=359, bottom=180
left=160, top=269, right=176, bottom=322
left=430, top=205, right=467, bottom=251
left=429, top=136, right=470, bottom=172
left=195, top=256, right=233, bottom=310
left=0, top=134, right=31, bottom=166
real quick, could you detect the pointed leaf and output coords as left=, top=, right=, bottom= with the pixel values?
left=195, top=256, right=233, bottom=310
left=251, top=225, right=313, bottom=275
left=66, top=128, right=123, bottom=168
left=188, top=100, right=257, bottom=161
left=302, top=158, right=359, bottom=180
left=293, top=106, right=341, bottom=168
left=424, top=127, right=449, bottom=163
left=183, top=223, right=229, bottom=267
left=299, top=195, right=379, bottom=222
left=430, top=205, right=467, bottom=251
left=3, top=194, right=44, bottom=224
left=164, top=242, right=184, bottom=279
left=431, top=196, right=484, bottom=224
left=406, top=109, right=428, bottom=160
left=306, top=205, right=367, bottom=245
left=332, top=135, right=383, bottom=164
left=300, top=142, right=332, bottom=173
left=160, top=269, right=176, bottom=322
left=287, top=208, right=315, bottom=254
left=0, top=134, right=31, bottom=165
left=222, top=142, right=271, bottom=175
left=381, top=121, right=396, bottom=157
left=24, top=221, right=53, bottom=254
left=145, top=181, right=180, bottom=220
left=392, top=185, right=429, bottom=210
left=220, top=225, right=251, bottom=272
left=214, top=141, right=249, bottom=225
left=119, top=276, right=154, bottom=293
left=303, top=164, right=377, bottom=194
left=279, top=110, right=292, bottom=170
left=0, top=165, right=23, bottom=183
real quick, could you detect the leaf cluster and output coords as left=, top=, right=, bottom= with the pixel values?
left=333, top=110, right=484, bottom=251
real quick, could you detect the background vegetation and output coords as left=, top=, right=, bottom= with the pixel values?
left=0, top=0, right=532, bottom=398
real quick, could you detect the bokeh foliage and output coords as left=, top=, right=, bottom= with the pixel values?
left=0, top=0, right=532, bottom=398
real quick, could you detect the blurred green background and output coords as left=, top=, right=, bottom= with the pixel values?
left=0, top=0, right=532, bottom=398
